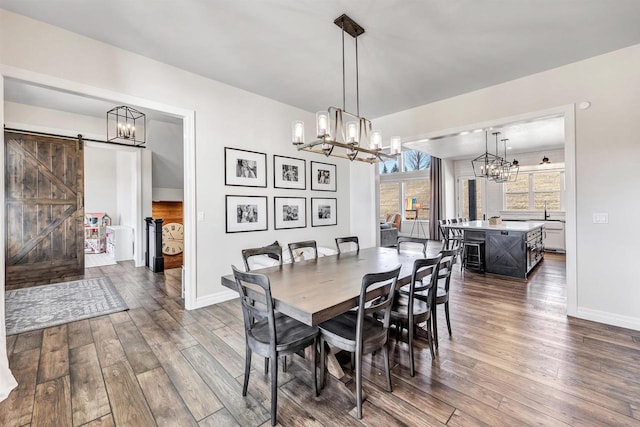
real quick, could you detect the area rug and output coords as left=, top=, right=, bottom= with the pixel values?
left=5, top=277, right=128, bottom=335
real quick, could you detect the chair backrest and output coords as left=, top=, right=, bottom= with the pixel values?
left=390, top=213, right=401, bottom=229
left=287, top=240, right=318, bottom=263
left=396, top=236, right=429, bottom=256
left=407, top=254, right=442, bottom=313
left=437, top=249, right=457, bottom=292
left=335, top=236, right=359, bottom=255
left=241, top=242, right=283, bottom=271
left=231, top=265, right=276, bottom=348
left=356, top=265, right=401, bottom=343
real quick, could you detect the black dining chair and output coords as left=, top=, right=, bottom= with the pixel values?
left=335, top=236, right=360, bottom=254
left=318, top=265, right=401, bottom=419
left=396, top=236, right=430, bottom=257
left=391, top=254, right=442, bottom=375
left=287, top=240, right=318, bottom=263
left=432, top=249, right=458, bottom=347
left=241, top=242, right=283, bottom=272
left=232, top=266, right=319, bottom=426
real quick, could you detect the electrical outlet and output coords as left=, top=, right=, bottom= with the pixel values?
left=197, top=211, right=205, bottom=222
left=593, top=213, right=608, bottom=224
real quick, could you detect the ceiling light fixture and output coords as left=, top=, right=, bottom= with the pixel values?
left=471, top=130, right=503, bottom=180
left=107, top=105, right=146, bottom=146
left=291, top=14, right=400, bottom=164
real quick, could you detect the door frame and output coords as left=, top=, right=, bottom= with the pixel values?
left=1, top=66, right=198, bottom=310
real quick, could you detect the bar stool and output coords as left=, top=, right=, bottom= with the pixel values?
left=462, top=240, right=485, bottom=272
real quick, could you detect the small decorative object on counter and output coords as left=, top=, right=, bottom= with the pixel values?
left=489, top=216, right=502, bottom=225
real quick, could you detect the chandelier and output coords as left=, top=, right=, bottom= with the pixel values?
left=291, top=14, right=401, bottom=164
left=107, top=105, right=146, bottom=147
left=471, top=131, right=519, bottom=182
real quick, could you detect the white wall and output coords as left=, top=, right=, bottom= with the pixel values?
left=0, top=9, right=355, bottom=306
left=372, top=46, right=640, bottom=330
left=84, top=146, right=117, bottom=215
left=147, top=118, right=183, bottom=201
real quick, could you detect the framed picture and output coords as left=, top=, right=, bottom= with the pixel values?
left=225, top=195, right=268, bottom=233
left=311, top=197, right=337, bottom=227
left=274, top=155, right=306, bottom=190
left=224, top=147, right=267, bottom=187
left=274, top=197, right=307, bottom=230
left=310, top=161, right=337, bottom=192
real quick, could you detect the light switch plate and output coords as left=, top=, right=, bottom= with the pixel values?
left=593, top=213, right=608, bottom=224
left=197, top=211, right=205, bottom=221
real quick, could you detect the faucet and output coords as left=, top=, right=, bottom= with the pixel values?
left=544, top=201, right=550, bottom=220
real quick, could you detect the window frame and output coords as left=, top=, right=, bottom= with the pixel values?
left=502, top=165, right=565, bottom=212
left=378, top=152, right=431, bottom=221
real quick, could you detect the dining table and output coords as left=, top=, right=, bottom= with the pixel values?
left=220, top=244, right=443, bottom=380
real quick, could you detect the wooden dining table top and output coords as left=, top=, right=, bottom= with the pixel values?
left=221, top=245, right=442, bottom=326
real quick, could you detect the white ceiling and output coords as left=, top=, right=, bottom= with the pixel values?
left=405, top=115, right=565, bottom=160
left=1, top=0, right=640, bottom=119
left=2, top=1, right=639, bottom=158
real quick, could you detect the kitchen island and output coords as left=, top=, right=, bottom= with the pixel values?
left=445, top=220, right=545, bottom=279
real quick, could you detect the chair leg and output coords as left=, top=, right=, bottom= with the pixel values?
left=270, top=353, right=278, bottom=426
left=264, top=357, right=269, bottom=375
left=312, top=338, right=319, bottom=397
left=243, top=346, right=252, bottom=396
left=432, top=304, right=439, bottom=349
left=445, top=301, right=452, bottom=337
left=382, top=344, right=392, bottom=392
left=426, top=318, right=435, bottom=359
left=282, top=355, right=288, bottom=372
left=319, top=337, right=327, bottom=390
left=408, top=319, right=415, bottom=377
left=355, top=348, right=363, bottom=419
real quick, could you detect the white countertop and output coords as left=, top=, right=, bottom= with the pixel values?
left=445, top=220, right=545, bottom=232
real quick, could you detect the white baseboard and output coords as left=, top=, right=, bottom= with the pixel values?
left=192, top=289, right=237, bottom=309
left=574, top=306, right=640, bottom=332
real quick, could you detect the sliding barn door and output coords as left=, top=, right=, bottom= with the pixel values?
left=5, top=132, right=84, bottom=288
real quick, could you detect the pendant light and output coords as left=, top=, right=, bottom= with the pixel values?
left=471, top=130, right=503, bottom=179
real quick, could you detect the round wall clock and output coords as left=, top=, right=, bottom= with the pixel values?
left=162, top=222, right=184, bottom=255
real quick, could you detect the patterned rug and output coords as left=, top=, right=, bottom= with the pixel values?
left=5, top=277, right=128, bottom=335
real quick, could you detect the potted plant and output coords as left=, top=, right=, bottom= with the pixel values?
left=489, top=216, right=502, bottom=225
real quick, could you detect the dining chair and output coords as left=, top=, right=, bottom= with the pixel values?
left=391, top=254, right=442, bottom=376
left=231, top=266, right=319, bottom=426
left=432, top=249, right=458, bottom=347
left=396, top=236, right=429, bottom=256
left=318, top=265, right=401, bottom=419
left=287, top=240, right=318, bottom=263
left=241, top=242, right=283, bottom=271
left=335, top=236, right=360, bottom=254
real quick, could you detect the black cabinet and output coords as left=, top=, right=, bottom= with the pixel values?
left=485, top=231, right=526, bottom=278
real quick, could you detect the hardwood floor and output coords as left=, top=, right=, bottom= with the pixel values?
left=3, top=253, right=640, bottom=426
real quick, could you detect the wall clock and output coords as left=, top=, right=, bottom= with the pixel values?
left=162, top=222, right=184, bottom=255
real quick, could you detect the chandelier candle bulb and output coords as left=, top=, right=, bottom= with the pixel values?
left=292, top=121, right=305, bottom=144
left=347, top=121, right=358, bottom=144
left=316, top=111, right=329, bottom=138
left=391, top=136, right=402, bottom=155
left=371, top=131, right=382, bottom=150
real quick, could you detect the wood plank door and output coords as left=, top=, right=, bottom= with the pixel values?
left=5, top=131, right=84, bottom=289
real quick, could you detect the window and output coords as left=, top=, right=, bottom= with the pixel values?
left=504, top=170, right=564, bottom=211
left=379, top=182, right=400, bottom=219
left=533, top=172, right=562, bottom=210
left=403, top=150, right=431, bottom=172
left=378, top=150, right=431, bottom=224
left=460, top=178, right=483, bottom=220
left=505, top=174, right=530, bottom=211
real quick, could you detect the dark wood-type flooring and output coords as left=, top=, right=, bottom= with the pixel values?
left=3, top=253, right=640, bottom=426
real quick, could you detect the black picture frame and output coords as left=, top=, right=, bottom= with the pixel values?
left=273, top=155, right=306, bottom=190
left=224, top=147, right=267, bottom=188
left=274, top=197, right=307, bottom=230
left=225, top=195, right=268, bottom=233
left=311, top=197, right=337, bottom=227
left=310, top=161, right=337, bottom=192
